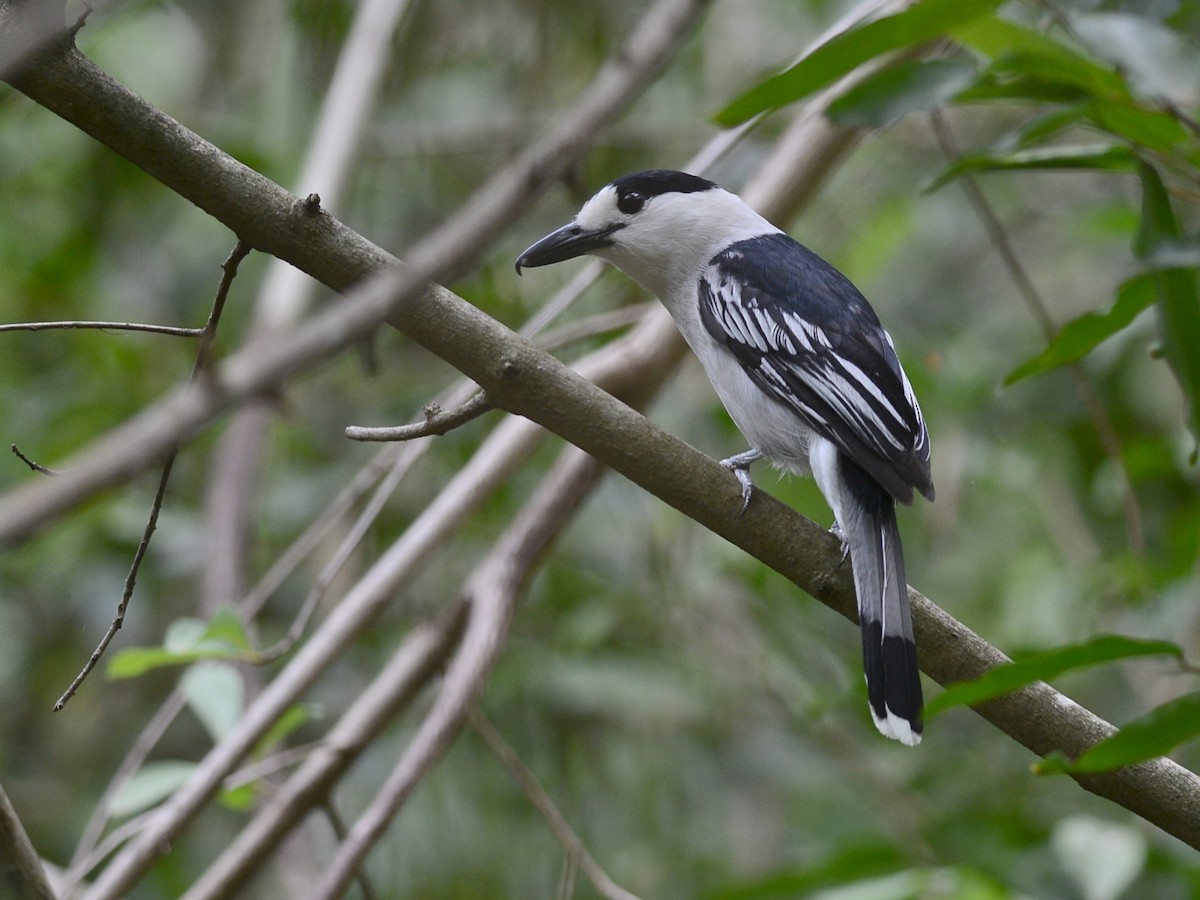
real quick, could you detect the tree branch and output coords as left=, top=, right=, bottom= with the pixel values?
left=315, top=447, right=604, bottom=898
left=344, top=392, right=493, bottom=442
left=0, top=781, right=55, bottom=900
left=0, top=321, right=202, bottom=336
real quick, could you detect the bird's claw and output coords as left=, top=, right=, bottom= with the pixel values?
left=719, top=449, right=761, bottom=516
left=829, top=520, right=851, bottom=565
left=732, top=468, right=754, bottom=514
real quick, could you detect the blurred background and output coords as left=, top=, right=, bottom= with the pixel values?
left=2, top=0, right=1199, bottom=896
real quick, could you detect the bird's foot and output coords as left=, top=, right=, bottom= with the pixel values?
left=719, top=449, right=763, bottom=515
left=829, top=520, right=851, bottom=565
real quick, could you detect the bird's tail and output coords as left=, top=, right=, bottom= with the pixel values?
left=840, top=460, right=923, bottom=745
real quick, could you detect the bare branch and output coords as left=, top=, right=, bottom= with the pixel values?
left=180, top=609, right=465, bottom=900
left=469, top=709, right=644, bottom=900
left=253, top=441, right=433, bottom=661
left=0, top=321, right=202, bottom=337
left=0, top=0, right=711, bottom=547
left=314, top=446, right=605, bottom=898
left=345, top=392, right=493, bottom=442
left=10, top=445, right=59, bottom=476
left=318, top=803, right=377, bottom=900
left=0, top=780, right=56, bottom=900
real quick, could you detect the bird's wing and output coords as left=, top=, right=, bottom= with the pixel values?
left=698, top=233, right=933, bottom=504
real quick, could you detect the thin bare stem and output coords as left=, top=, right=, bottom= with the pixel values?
left=0, top=321, right=202, bottom=336
left=469, top=709, right=644, bottom=900
left=345, top=392, right=493, bottom=442
left=10, top=444, right=59, bottom=476
left=255, top=445, right=430, bottom=661
left=54, top=242, right=251, bottom=712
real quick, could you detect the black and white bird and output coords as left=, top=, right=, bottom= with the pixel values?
left=516, top=170, right=933, bottom=745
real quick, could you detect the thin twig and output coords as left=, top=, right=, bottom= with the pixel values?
left=54, top=242, right=251, bottom=712
left=344, top=392, right=493, bottom=442
left=342, top=303, right=654, bottom=444
left=62, top=811, right=157, bottom=899
left=929, top=111, right=1148, bottom=564
left=0, top=321, right=202, bottom=336
left=11, top=444, right=60, bottom=476
left=469, top=708, right=644, bottom=900
left=66, top=4, right=93, bottom=39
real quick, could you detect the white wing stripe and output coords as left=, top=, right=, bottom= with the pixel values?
left=703, top=267, right=925, bottom=461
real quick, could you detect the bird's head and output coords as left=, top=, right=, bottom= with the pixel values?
left=516, top=170, right=774, bottom=299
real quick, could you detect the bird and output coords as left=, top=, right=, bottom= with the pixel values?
left=516, top=170, right=933, bottom=745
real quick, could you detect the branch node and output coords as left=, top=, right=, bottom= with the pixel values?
left=302, top=192, right=323, bottom=214
left=67, top=5, right=94, bottom=39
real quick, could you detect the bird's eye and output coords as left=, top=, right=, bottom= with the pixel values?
left=617, top=191, right=645, bottom=215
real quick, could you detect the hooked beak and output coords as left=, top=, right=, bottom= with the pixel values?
left=515, top=221, right=624, bottom=274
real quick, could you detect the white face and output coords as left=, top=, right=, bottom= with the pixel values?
left=516, top=172, right=781, bottom=302
left=570, top=183, right=778, bottom=297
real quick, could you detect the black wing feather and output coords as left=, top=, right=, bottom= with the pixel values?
left=698, top=233, right=933, bottom=503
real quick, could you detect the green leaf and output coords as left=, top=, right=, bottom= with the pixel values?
left=201, top=606, right=254, bottom=653
left=1003, top=273, right=1157, bottom=385
left=1137, top=163, right=1200, bottom=455
left=108, top=761, right=197, bottom=818
left=955, top=74, right=1092, bottom=105
left=928, top=143, right=1138, bottom=192
left=953, top=17, right=1128, bottom=99
left=1086, top=101, right=1193, bottom=160
left=163, top=617, right=208, bottom=653
left=219, top=782, right=259, bottom=812
left=926, top=636, right=1183, bottom=717
left=181, top=662, right=244, bottom=742
left=1037, top=692, right=1200, bottom=774
left=713, top=0, right=1001, bottom=126
left=107, top=607, right=258, bottom=679
left=827, top=59, right=978, bottom=127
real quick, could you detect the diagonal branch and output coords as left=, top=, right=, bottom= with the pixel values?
left=314, top=447, right=604, bottom=899
left=0, top=781, right=56, bottom=900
